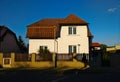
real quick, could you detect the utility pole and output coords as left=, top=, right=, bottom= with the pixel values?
left=54, top=26, right=57, bottom=68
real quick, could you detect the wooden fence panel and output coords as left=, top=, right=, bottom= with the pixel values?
left=35, top=54, right=52, bottom=61
left=57, top=54, right=73, bottom=61
left=15, top=53, right=31, bottom=62
left=3, top=53, right=11, bottom=58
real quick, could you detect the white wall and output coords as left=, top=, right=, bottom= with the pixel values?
left=29, top=25, right=89, bottom=54
left=29, top=39, right=56, bottom=54
left=57, top=25, right=89, bottom=54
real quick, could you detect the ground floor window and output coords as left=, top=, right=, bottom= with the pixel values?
left=39, top=46, right=50, bottom=54
left=68, top=45, right=76, bottom=54
left=39, top=46, right=47, bottom=53
left=40, top=46, right=47, bottom=50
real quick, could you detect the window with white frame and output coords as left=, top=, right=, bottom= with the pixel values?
left=68, top=45, right=77, bottom=54
left=68, top=26, right=76, bottom=35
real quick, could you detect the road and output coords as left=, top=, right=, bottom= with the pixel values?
left=0, top=67, right=120, bottom=82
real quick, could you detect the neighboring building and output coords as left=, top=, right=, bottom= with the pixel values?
left=0, top=26, right=21, bottom=53
left=92, top=42, right=101, bottom=50
left=107, top=45, right=120, bottom=52
left=91, top=42, right=101, bottom=58
left=91, top=42, right=102, bottom=67
left=26, top=14, right=93, bottom=55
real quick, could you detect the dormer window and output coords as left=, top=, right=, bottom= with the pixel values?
left=68, top=26, right=76, bottom=35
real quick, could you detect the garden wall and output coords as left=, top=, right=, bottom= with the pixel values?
left=0, top=53, right=87, bottom=69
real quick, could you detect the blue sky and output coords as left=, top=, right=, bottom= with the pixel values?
left=0, top=0, right=120, bottom=46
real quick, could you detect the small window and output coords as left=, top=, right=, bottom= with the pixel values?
left=73, top=46, right=76, bottom=53
left=39, top=46, right=47, bottom=53
left=68, top=27, right=72, bottom=34
left=68, top=26, right=76, bottom=35
left=40, top=46, right=47, bottom=50
left=68, top=45, right=77, bottom=54
left=69, top=46, right=72, bottom=54
left=73, top=27, right=76, bottom=34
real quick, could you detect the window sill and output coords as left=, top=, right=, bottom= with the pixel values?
left=67, top=34, right=80, bottom=36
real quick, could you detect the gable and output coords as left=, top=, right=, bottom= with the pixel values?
left=0, top=26, right=21, bottom=52
left=0, top=26, right=16, bottom=40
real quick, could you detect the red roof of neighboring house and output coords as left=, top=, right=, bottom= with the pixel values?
left=92, top=43, right=101, bottom=47
left=26, top=14, right=93, bottom=39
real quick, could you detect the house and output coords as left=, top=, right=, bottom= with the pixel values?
left=107, top=45, right=120, bottom=51
left=107, top=45, right=120, bottom=53
left=26, top=14, right=93, bottom=57
left=91, top=42, right=102, bottom=67
left=0, top=26, right=21, bottom=53
left=92, top=42, right=101, bottom=50
left=91, top=42, right=101, bottom=60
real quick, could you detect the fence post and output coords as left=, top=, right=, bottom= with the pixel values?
left=31, top=53, right=35, bottom=62
left=0, top=53, right=3, bottom=67
left=52, top=53, right=57, bottom=68
left=11, top=52, right=15, bottom=67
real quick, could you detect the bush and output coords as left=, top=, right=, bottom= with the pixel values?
left=38, top=48, right=51, bottom=54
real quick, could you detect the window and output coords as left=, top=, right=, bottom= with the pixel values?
left=39, top=46, right=47, bottom=53
left=68, top=45, right=77, bottom=54
left=68, top=26, right=76, bottom=35
left=69, top=46, right=72, bottom=54
left=40, top=46, right=47, bottom=50
left=69, top=27, right=72, bottom=34
left=73, top=27, right=76, bottom=34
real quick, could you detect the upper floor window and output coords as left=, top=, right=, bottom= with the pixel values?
left=68, top=26, right=76, bottom=35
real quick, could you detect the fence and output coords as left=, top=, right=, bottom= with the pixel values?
left=0, top=52, right=88, bottom=68
left=15, top=53, right=31, bottom=62
left=3, top=53, right=11, bottom=58
left=35, top=54, right=52, bottom=61
left=57, top=54, right=73, bottom=61
left=110, top=53, right=120, bottom=67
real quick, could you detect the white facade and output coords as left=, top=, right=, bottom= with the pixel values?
left=29, top=39, right=55, bottom=54
left=57, top=25, right=89, bottom=54
left=29, top=25, right=89, bottom=54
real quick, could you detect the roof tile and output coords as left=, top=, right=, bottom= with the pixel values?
left=27, top=14, right=92, bottom=39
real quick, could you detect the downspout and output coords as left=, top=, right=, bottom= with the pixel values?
left=56, top=40, right=58, bottom=54
left=54, top=26, right=57, bottom=68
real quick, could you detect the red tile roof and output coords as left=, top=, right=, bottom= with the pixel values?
left=26, top=14, right=93, bottom=39
left=92, top=43, right=101, bottom=47
left=63, top=14, right=88, bottom=24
